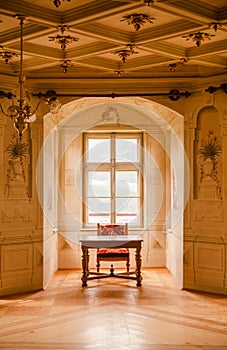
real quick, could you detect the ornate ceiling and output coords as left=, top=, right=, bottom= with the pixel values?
left=0, top=0, right=226, bottom=96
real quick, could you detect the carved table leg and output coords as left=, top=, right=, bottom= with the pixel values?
left=81, top=245, right=89, bottom=287
left=110, top=264, right=114, bottom=276
left=135, top=245, right=142, bottom=287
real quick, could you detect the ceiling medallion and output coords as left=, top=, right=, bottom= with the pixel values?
left=48, top=25, right=78, bottom=50
left=53, top=0, right=71, bottom=8
left=57, top=24, right=70, bottom=34
left=169, top=58, right=188, bottom=72
left=208, top=22, right=222, bottom=32
left=114, top=63, right=124, bottom=77
left=0, top=48, right=19, bottom=64
left=60, top=59, right=73, bottom=73
left=114, top=44, right=138, bottom=63
left=143, top=0, right=166, bottom=5
left=182, top=32, right=215, bottom=47
left=114, top=69, right=124, bottom=77
left=121, top=13, right=155, bottom=31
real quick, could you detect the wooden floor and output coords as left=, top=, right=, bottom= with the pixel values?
left=0, top=268, right=227, bottom=350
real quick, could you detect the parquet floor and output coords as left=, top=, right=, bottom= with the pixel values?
left=0, top=268, right=227, bottom=350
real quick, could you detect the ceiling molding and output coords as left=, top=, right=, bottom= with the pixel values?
left=187, top=39, right=227, bottom=58
left=156, top=1, right=220, bottom=23
left=0, top=1, right=61, bottom=25
left=62, top=0, right=143, bottom=25
left=76, top=22, right=131, bottom=43
left=135, top=20, right=201, bottom=43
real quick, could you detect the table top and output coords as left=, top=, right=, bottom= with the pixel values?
left=80, top=235, right=143, bottom=248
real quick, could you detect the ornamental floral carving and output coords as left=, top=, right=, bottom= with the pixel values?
left=4, top=134, right=29, bottom=198
left=199, top=129, right=222, bottom=162
left=198, top=129, right=222, bottom=199
left=6, top=136, right=28, bottom=181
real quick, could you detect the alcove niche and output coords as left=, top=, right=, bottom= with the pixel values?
left=193, top=106, right=222, bottom=200
left=37, top=97, right=187, bottom=288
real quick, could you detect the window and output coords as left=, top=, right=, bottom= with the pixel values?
left=83, top=132, right=143, bottom=226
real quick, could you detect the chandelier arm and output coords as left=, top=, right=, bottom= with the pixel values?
left=33, top=100, right=42, bottom=113
left=1, top=16, right=60, bottom=138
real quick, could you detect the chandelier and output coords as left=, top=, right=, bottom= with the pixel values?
left=0, top=15, right=62, bottom=140
left=48, top=25, right=78, bottom=50
left=121, top=14, right=155, bottom=31
left=52, top=0, right=71, bottom=8
left=0, top=15, right=39, bottom=140
left=182, top=32, right=215, bottom=47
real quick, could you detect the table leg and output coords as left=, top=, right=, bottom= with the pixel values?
left=81, top=245, right=89, bottom=287
left=135, top=245, right=142, bottom=287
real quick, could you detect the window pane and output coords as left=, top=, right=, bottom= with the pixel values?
left=116, top=197, right=138, bottom=213
left=88, top=215, right=110, bottom=224
left=88, top=171, right=110, bottom=196
left=87, top=139, right=110, bottom=162
left=116, top=214, right=138, bottom=224
left=87, top=198, right=110, bottom=223
left=116, top=171, right=138, bottom=196
left=116, top=198, right=139, bottom=224
left=116, top=138, right=138, bottom=162
left=116, top=197, right=139, bottom=223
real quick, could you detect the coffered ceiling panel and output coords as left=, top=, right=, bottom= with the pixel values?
left=0, top=0, right=226, bottom=95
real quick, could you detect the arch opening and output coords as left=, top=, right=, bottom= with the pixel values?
left=37, top=97, right=189, bottom=288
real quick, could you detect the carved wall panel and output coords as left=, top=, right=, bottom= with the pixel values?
left=0, top=243, right=33, bottom=290
left=183, top=95, right=227, bottom=294
left=193, top=243, right=225, bottom=289
left=194, top=107, right=223, bottom=200
left=3, top=130, right=32, bottom=200
left=193, top=201, right=224, bottom=222
left=34, top=243, right=43, bottom=268
left=0, top=236, right=43, bottom=294
left=195, top=243, right=224, bottom=271
left=2, top=244, right=32, bottom=273
left=1, top=202, right=32, bottom=224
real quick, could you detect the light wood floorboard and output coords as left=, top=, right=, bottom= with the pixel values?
left=0, top=268, right=227, bottom=350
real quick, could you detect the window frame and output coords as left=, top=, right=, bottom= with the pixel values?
left=83, top=131, right=144, bottom=227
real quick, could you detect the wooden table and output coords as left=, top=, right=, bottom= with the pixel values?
left=80, top=236, right=143, bottom=287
